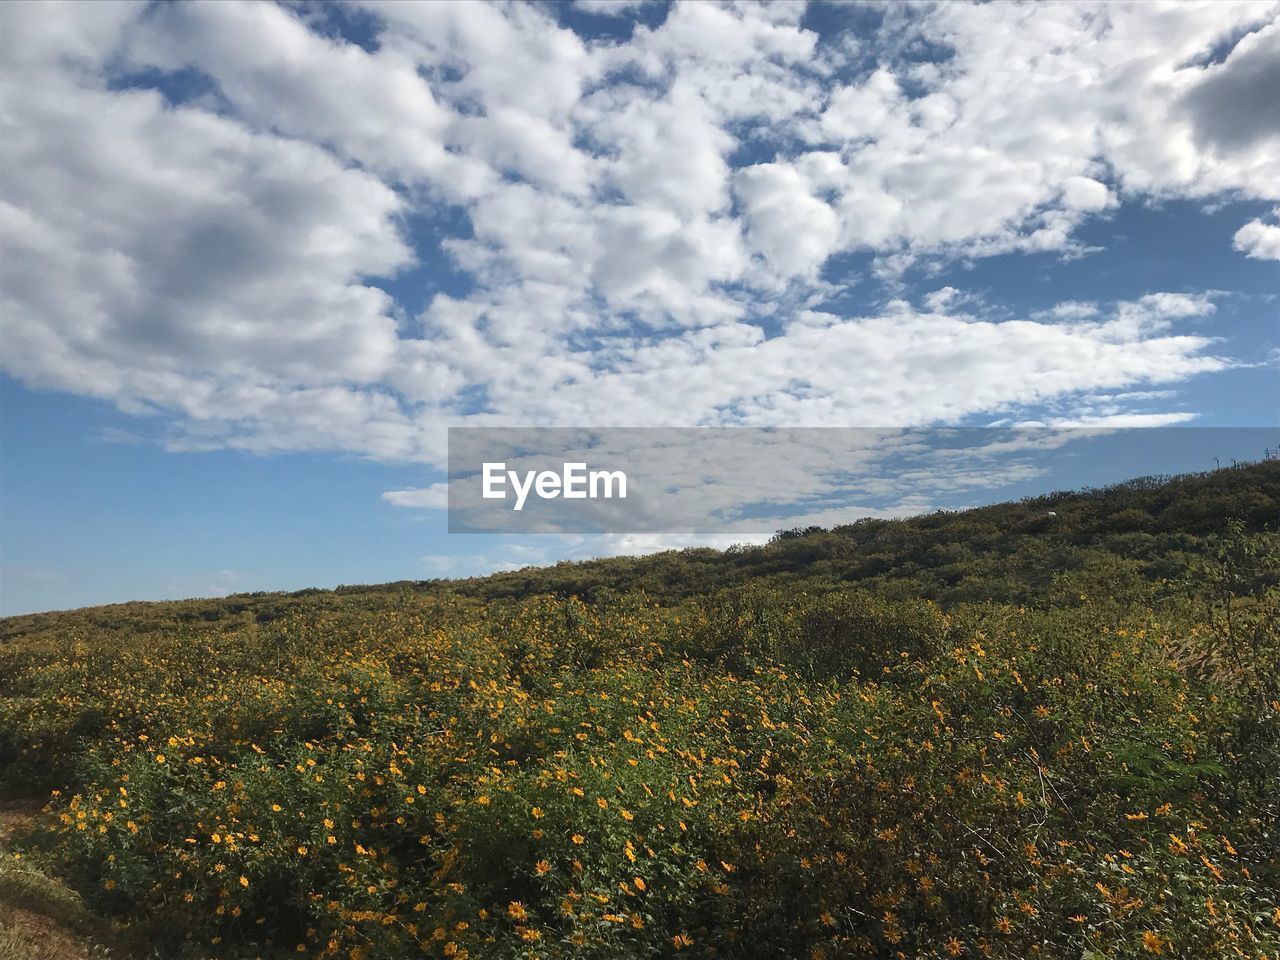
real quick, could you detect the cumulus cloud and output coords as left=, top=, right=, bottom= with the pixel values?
left=382, top=484, right=450, bottom=509
left=1233, top=211, right=1280, bottom=260
left=0, top=0, right=1273, bottom=474
left=1060, top=176, right=1114, bottom=213
left=0, top=74, right=412, bottom=401
left=736, top=163, right=840, bottom=279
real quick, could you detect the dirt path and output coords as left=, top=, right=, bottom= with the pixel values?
left=0, top=798, right=42, bottom=844
left=0, top=798, right=97, bottom=960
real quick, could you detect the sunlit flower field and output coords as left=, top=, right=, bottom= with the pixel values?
left=2, top=572, right=1277, bottom=959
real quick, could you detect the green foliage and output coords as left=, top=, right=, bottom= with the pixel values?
left=0, top=463, right=1278, bottom=959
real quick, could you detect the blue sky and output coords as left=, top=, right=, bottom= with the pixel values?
left=1, top=0, right=1278, bottom=614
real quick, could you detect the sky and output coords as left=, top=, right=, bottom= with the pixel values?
left=1, top=0, right=1278, bottom=615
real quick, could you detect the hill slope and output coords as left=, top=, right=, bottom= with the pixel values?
left=446, top=459, right=1280, bottom=604
left=0, top=462, right=1277, bottom=960
left=4, top=459, right=1277, bottom=639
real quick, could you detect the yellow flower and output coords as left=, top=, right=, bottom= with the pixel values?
left=535, top=859, right=551, bottom=876
left=1142, top=931, right=1166, bottom=955
left=507, top=901, right=528, bottom=920
left=571, top=834, right=585, bottom=845
left=673, top=933, right=693, bottom=949
left=239, top=875, right=249, bottom=888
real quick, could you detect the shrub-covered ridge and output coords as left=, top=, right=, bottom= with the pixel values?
left=0, top=465, right=1277, bottom=959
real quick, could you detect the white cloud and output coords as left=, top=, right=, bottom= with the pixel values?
left=1233, top=211, right=1280, bottom=261
left=589, top=533, right=771, bottom=555
left=1060, top=176, right=1114, bottom=213
left=574, top=0, right=650, bottom=16
left=124, top=1, right=461, bottom=185
left=0, top=69, right=413, bottom=414
left=736, top=163, right=840, bottom=279
left=0, top=0, right=1273, bottom=475
left=420, top=543, right=552, bottom=576
left=382, top=484, right=449, bottom=509
left=1023, top=412, right=1199, bottom=429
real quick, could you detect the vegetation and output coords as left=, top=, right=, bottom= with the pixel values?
left=0, top=799, right=105, bottom=960
left=1, top=461, right=1277, bottom=959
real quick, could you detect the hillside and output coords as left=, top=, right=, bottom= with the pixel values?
left=447, top=459, right=1280, bottom=604
left=0, top=463, right=1277, bottom=960
left=5, top=460, right=1277, bottom=642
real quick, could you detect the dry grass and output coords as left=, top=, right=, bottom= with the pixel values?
left=0, top=800, right=100, bottom=960
left=0, top=903, right=93, bottom=960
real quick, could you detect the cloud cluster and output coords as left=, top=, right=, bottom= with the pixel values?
left=1, top=0, right=1275, bottom=471
left=1234, top=210, right=1280, bottom=261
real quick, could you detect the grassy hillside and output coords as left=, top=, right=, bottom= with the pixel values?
left=445, top=459, right=1280, bottom=604
left=5, top=460, right=1278, bottom=643
left=1, top=462, right=1277, bottom=959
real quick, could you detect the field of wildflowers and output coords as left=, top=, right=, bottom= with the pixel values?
left=2, top=581, right=1277, bottom=960
left=1, top=469, right=1278, bottom=959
